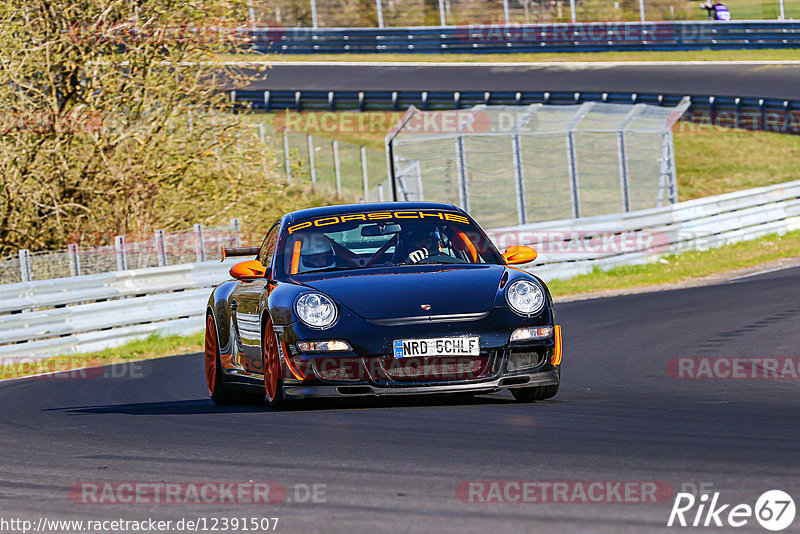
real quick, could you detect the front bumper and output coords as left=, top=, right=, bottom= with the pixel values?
left=283, top=369, right=560, bottom=398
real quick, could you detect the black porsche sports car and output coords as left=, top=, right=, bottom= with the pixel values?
left=204, top=202, right=562, bottom=409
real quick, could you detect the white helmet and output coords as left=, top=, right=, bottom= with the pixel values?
left=299, top=234, right=335, bottom=271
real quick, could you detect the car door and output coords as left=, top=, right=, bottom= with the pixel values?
left=231, top=222, right=280, bottom=372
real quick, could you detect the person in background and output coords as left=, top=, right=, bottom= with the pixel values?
left=701, top=0, right=732, bottom=20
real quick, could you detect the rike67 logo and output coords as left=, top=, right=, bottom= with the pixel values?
left=668, top=490, right=795, bottom=531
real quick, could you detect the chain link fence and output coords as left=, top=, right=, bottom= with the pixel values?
left=385, top=100, right=689, bottom=229
left=0, top=223, right=243, bottom=285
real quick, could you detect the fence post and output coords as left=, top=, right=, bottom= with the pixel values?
left=376, top=0, right=384, bottom=28
left=154, top=230, right=168, bottom=267
left=378, top=183, right=385, bottom=201
left=361, top=146, right=370, bottom=202
left=502, top=0, right=510, bottom=23
left=307, top=134, right=317, bottom=191
left=659, top=130, right=679, bottom=205
left=259, top=122, right=268, bottom=179
left=67, top=243, right=81, bottom=277
left=617, top=130, right=631, bottom=213
left=283, top=130, right=292, bottom=183
left=438, top=0, right=446, bottom=26
left=333, top=140, right=343, bottom=199
left=511, top=134, right=527, bottom=225
left=193, top=224, right=206, bottom=263
left=779, top=0, right=785, bottom=19
left=310, top=0, right=319, bottom=28
left=114, top=236, right=127, bottom=271
left=565, top=131, right=580, bottom=218
left=455, top=136, right=469, bottom=212
left=564, top=102, right=593, bottom=219
left=569, top=0, right=576, bottom=23
left=616, top=104, right=645, bottom=213
left=638, top=0, right=645, bottom=21
left=231, top=218, right=241, bottom=248
left=18, top=249, right=31, bottom=282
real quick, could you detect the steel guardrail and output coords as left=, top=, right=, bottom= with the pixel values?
left=232, top=90, right=800, bottom=135
left=249, top=21, right=800, bottom=53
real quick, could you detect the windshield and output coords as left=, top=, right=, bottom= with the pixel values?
left=275, top=209, right=503, bottom=277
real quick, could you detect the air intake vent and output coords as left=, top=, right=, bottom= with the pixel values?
left=507, top=349, right=545, bottom=372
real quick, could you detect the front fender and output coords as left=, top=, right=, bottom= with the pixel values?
left=207, top=281, right=239, bottom=355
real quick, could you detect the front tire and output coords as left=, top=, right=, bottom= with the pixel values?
left=205, top=312, right=236, bottom=405
left=262, top=317, right=287, bottom=411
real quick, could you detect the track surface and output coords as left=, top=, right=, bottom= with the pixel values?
left=245, top=62, right=800, bottom=99
left=2, top=267, right=800, bottom=533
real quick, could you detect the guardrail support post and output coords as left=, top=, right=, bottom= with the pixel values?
left=114, top=236, right=127, bottom=271
left=155, top=230, right=168, bottom=267
left=263, top=91, right=271, bottom=112
left=193, top=224, right=206, bottom=263
left=333, top=140, right=343, bottom=199
left=307, top=134, right=317, bottom=191
left=283, top=130, right=292, bottom=183
left=361, top=146, right=370, bottom=202
left=231, top=218, right=241, bottom=248
left=455, top=136, right=469, bottom=212
left=19, top=249, right=31, bottom=282
left=511, top=134, right=527, bottom=225
left=67, top=243, right=81, bottom=277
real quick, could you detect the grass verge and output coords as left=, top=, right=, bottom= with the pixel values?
left=225, top=49, right=800, bottom=64
left=4, top=230, right=800, bottom=380
left=548, top=229, right=800, bottom=296
left=0, top=332, right=204, bottom=381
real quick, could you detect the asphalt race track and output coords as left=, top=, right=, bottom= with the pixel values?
left=1, top=266, right=799, bottom=533
left=244, top=62, right=800, bottom=100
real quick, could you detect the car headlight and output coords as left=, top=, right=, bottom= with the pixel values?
left=295, top=292, right=337, bottom=329
left=506, top=279, right=545, bottom=316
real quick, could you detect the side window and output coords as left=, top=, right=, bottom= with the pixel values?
left=258, top=223, right=280, bottom=272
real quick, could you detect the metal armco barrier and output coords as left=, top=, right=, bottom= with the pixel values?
left=489, top=178, right=800, bottom=281
left=235, top=90, right=800, bottom=136
left=2, top=180, right=799, bottom=360
left=250, top=21, right=800, bottom=53
left=0, top=260, right=238, bottom=361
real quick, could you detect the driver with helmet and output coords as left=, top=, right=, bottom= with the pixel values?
left=299, top=234, right=336, bottom=272
left=402, top=227, right=441, bottom=264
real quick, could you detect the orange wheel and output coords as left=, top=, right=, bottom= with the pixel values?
left=205, top=312, right=234, bottom=405
left=204, top=314, right=218, bottom=396
left=262, top=318, right=282, bottom=405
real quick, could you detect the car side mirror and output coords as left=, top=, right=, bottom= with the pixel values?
left=502, top=245, right=537, bottom=265
left=230, top=260, right=267, bottom=280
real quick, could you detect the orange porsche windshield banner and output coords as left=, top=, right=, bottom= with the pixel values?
left=286, top=211, right=471, bottom=235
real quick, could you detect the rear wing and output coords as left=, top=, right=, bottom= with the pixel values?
left=220, top=246, right=260, bottom=262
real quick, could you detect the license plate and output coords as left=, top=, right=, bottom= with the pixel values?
left=393, top=337, right=480, bottom=358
